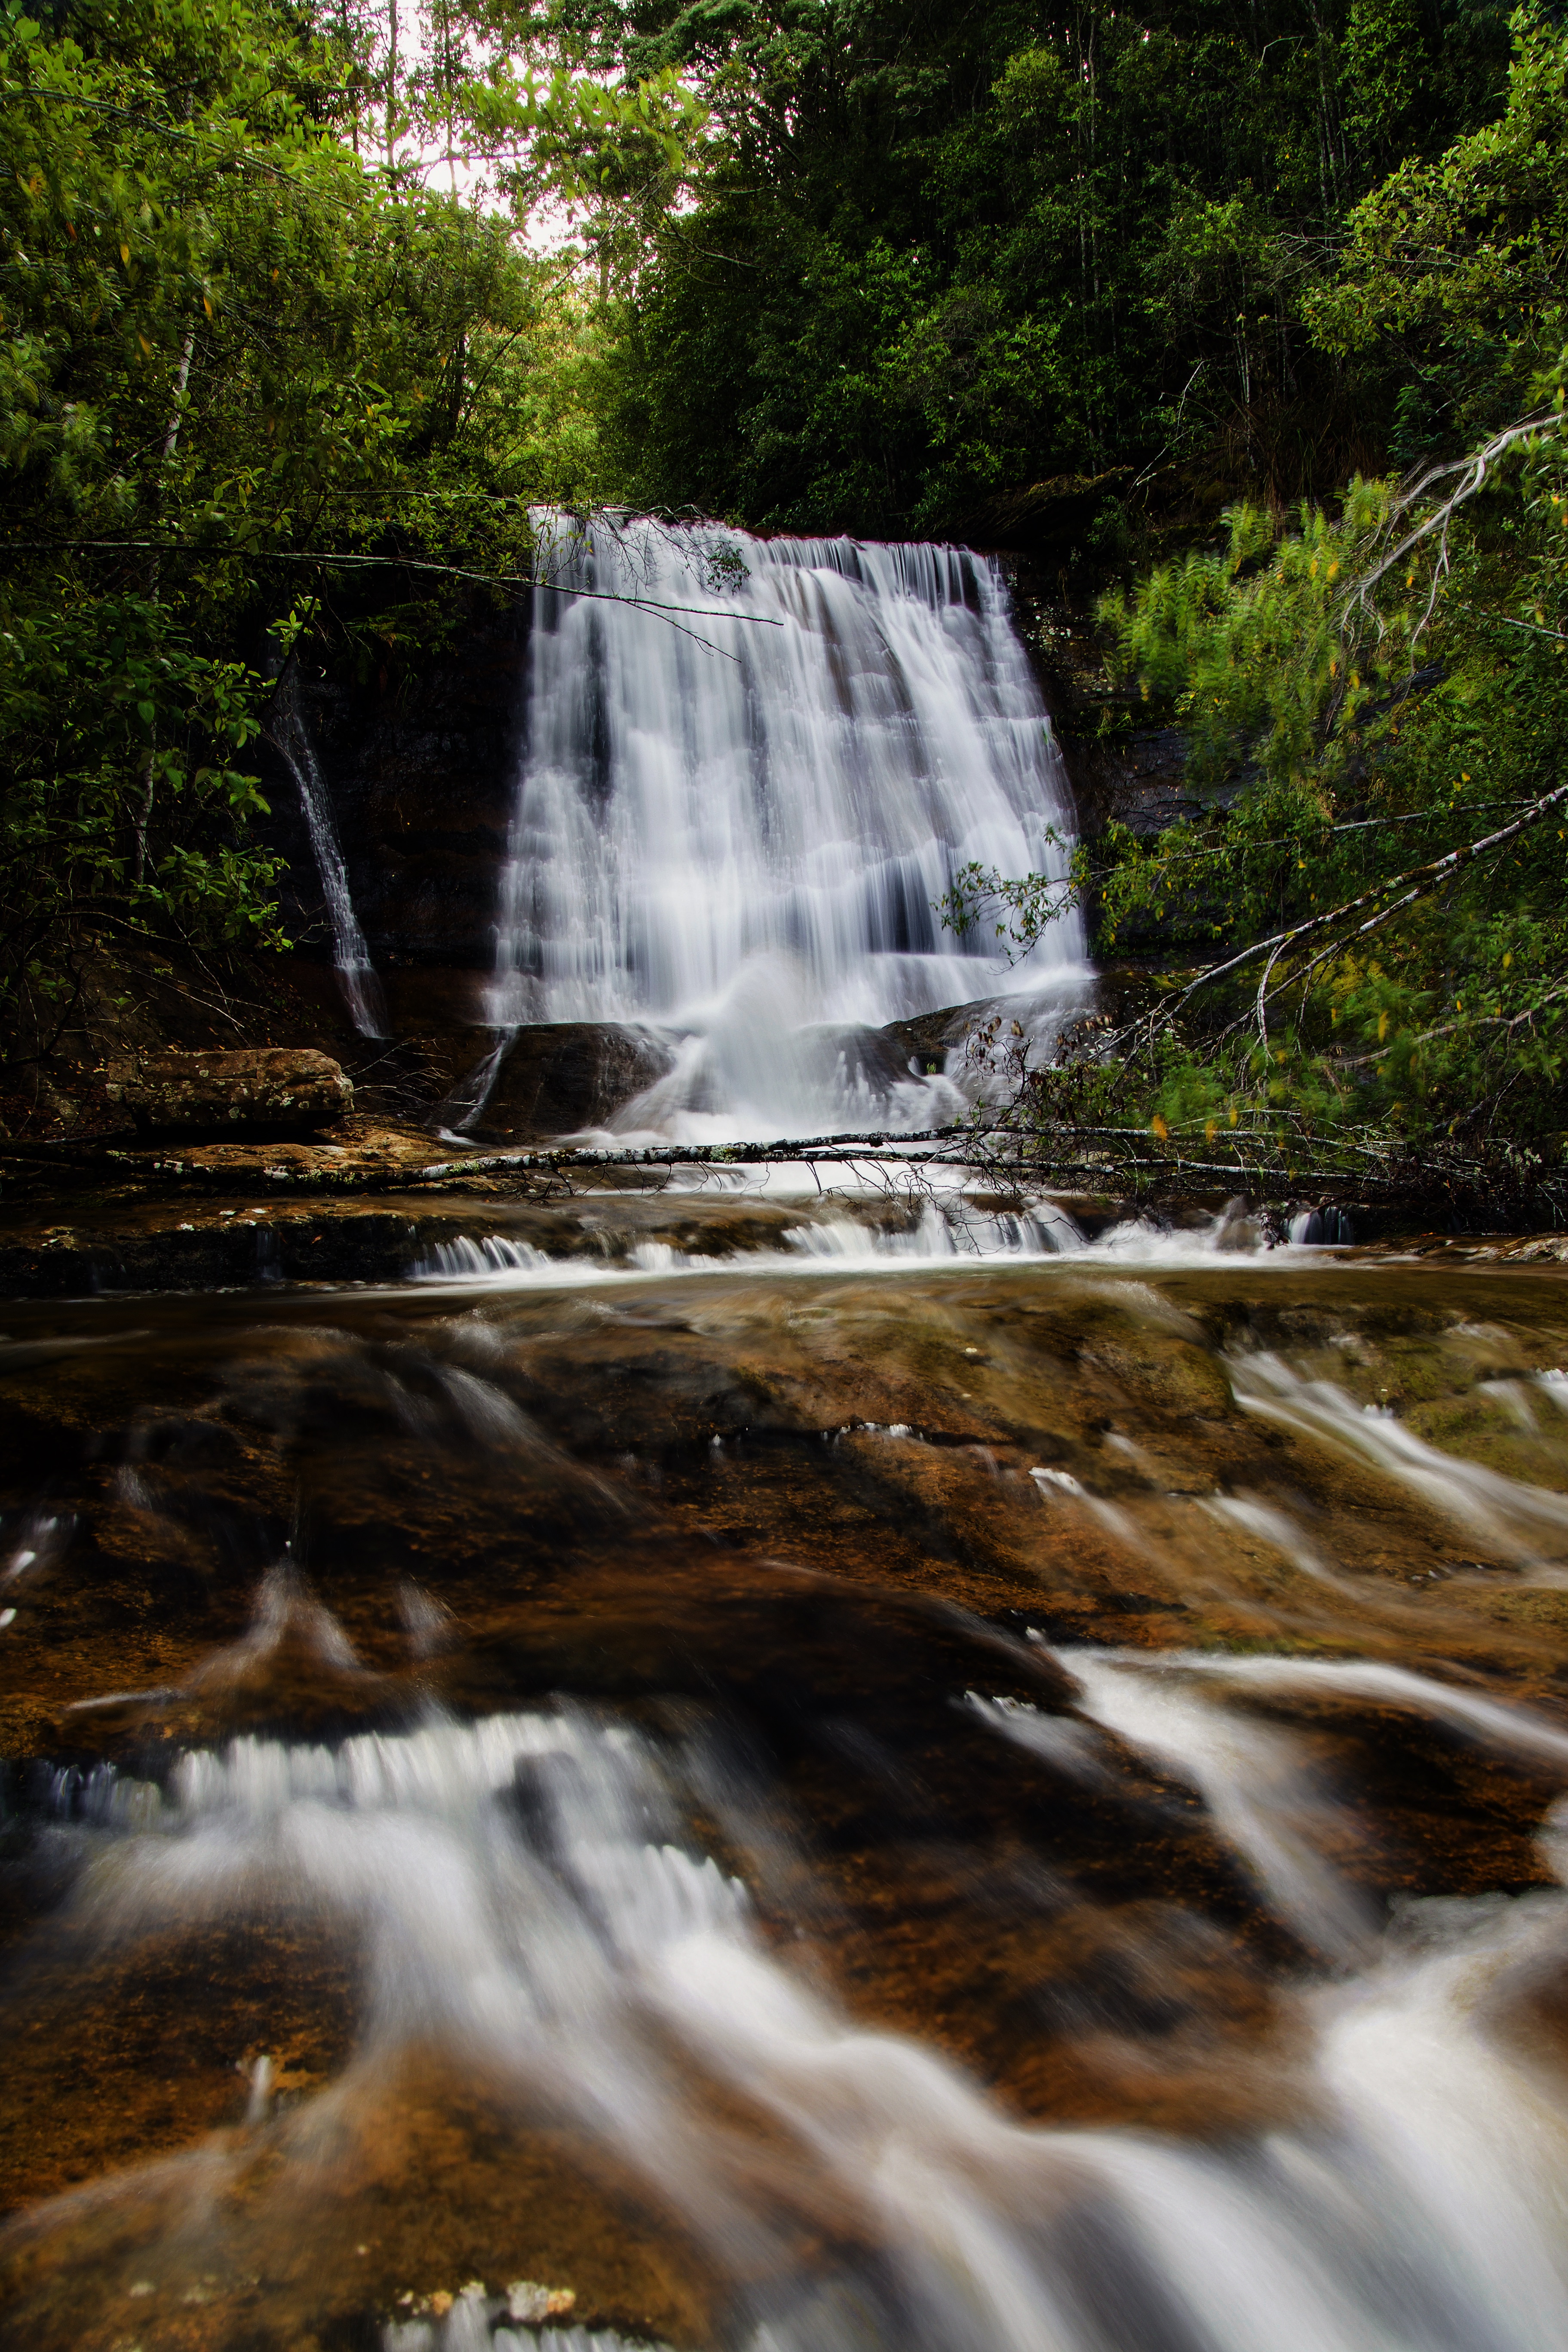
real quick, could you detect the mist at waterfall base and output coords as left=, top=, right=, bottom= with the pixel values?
left=452, top=516, right=1088, bottom=1141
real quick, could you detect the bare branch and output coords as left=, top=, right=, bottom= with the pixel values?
left=1174, top=776, right=1568, bottom=1030
left=1255, top=932, right=1287, bottom=1058
left=1334, top=980, right=1568, bottom=1070
left=1343, top=411, right=1559, bottom=642
left=9, top=539, right=786, bottom=658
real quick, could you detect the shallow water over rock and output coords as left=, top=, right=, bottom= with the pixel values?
left=7, top=1250, right=1568, bottom=2349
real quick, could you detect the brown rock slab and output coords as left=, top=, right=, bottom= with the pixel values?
left=11, top=1258, right=1568, bottom=2351
left=105, top=1049, right=353, bottom=1139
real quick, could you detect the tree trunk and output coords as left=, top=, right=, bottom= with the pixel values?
left=134, top=323, right=196, bottom=886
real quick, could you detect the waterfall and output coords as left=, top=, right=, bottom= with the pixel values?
left=270, top=669, right=387, bottom=1039
left=473, top=515, right=1088, bottom=1141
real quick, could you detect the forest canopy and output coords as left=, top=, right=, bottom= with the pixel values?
left=577, top=0, right=1521, bottom=534
left=0, top=0, right=690, bottom=1050
left=3, top=0, right=1567, bottom=1201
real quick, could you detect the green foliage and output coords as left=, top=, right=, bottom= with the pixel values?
left=1312, top=6, right=1568, bottom=448
left=0, top=0, right=687, bottom=1054
left=933, top=8, right=1568, bottom=1189
left=571, top=0, right=1515, bottom=534
left=948, top=395, right=1568, bottom=1165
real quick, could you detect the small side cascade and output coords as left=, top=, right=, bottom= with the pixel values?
left=408, top=1194, right=1083, bottom=1282
left=1290, top=1205, right=1356, bottom=1245
left=270, top=668, right=387, bottom=1038
left=1231, top=1349, right=1568, bottom=1567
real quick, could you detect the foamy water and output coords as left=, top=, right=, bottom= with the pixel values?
left=1232, top=1351, right=1568, bottom=1568
left=32, top=1610, right=1568, bottom=2352
left=407, top=1188, right=1366, bottom=1288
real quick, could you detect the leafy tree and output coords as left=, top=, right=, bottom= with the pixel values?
left=564, top=0, right=1516, bottom=534
left=1313, top=2, right=1568, bottom=457
left=957, top=417, right=1563, bottom=1117
left=933, top=9, right=1568, bottom=1206
left=0, top=0, right=696, bottom=1065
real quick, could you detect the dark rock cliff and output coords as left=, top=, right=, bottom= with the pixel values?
left=255, top=600, right=529, bottom=982
left=998, top=561, right=1195, bottom=845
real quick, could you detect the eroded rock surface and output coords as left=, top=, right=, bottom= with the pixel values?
left=466, top=1022, right=677, bottom=1141
left=105, top=1047, right=352, bottom=1138
left=7, top=1258, right=1568, bottom=2352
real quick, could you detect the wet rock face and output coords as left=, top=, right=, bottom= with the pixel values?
left=256, top=613, right=525, bottom=976
left=9, top=1261, right=1568, bottom=1761
left=105, top=1048, right=352, bottom=1138
left=8, top=1261, right=1568, bottom=2349
left=882, top=999, right=993, bottom=1075
left=0, top=1184, right=908, bottom=1297
left=467, top=1023, right=676, bottom=1141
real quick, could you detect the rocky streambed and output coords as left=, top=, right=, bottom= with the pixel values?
left=7, top=1238, right=1568, bottom=2349
left=7, top=1101, right=1568, bottom=1301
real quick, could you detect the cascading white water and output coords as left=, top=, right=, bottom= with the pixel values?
left=39, top=1630, right=1568, bottom=2352
left=474, top=514, right=1089, bottom=1140
left=976, top=1654, right=1379, bottom=1960
left=1230, top=1351, right=1568, bottom=1568
left=410, top=1195, right=1083, bottom=1282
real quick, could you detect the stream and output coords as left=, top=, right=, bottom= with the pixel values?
left=8, top=1235, right=1568, bottom=2351
left=8, top=520, right=1568, bottom=2349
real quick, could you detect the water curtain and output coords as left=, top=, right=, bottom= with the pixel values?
left=466, top=515, right=1087, bottom=1139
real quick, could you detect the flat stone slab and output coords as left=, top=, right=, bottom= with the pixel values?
left=105, top=1047, right=352, bottom=1138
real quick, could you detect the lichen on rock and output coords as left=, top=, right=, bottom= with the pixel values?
left=105, top=1048, right=353, bottom=1138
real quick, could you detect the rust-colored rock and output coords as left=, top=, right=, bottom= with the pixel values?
left=105, top=1046, right=352, bottom=1137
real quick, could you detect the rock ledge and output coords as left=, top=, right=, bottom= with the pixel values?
left=105, top=1047, right=352, bottom=1137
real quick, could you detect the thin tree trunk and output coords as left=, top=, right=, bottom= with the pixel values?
left=445, top=0, right=459, bottom=192
left=386, top=0, right=398, bottom=163
left=160, top=325, right=195, bottom=470
left=134, top=323, right=196, bottom=886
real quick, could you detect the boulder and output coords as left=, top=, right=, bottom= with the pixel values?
left=466, top=1023, right=675, bottom=1141
left=881, top=1001, right=990, bottom=1076
left=106, top=1047, right=353, bottom=1137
